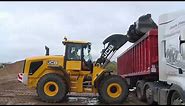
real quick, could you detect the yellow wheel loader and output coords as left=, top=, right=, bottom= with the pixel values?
left=18, top=35, right=129, bottom=104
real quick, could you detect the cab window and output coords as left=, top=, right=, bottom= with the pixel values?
left=67, top=44, right=82, bottom=60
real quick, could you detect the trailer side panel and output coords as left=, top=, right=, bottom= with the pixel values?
left=117, top=29, right=158, bottom=79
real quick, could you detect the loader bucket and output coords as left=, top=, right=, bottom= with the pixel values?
left=127, top=14, right=158, bottom=43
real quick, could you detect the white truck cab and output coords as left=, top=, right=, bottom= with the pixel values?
left=158, top=10, right=185, bottom=105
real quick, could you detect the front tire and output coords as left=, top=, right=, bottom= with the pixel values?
left=98, top=75, right=129, bottom=104
left=171, top=91, right=185, bottom=105
left=37, top=73, right=67, bottom=103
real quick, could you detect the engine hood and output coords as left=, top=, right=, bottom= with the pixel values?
left=25, top=55, right=64, bottom=61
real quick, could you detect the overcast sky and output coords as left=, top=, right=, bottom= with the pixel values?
left=0, top=1, right=185, bottom=63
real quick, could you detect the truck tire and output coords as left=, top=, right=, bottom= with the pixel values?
left=98, top=75, right=129, bottom=104
left=136, top=80, right=146, bottom=101
left=171, top=91, right=185, bottom=105
left=144, top=82, right=156, bottom=105
left=36, top=73, right=67, bottom=103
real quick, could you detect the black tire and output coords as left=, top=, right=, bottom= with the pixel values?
left=144, top=82, right=156, bottom=105
left=97, top=85, right=105, bottom=103
left=97, top=76, right=106, bottom=103
left=98, top=75, right=129, bottom=104
left=171, top=91, right=185, bottom=105
left=136, top=80, right=146, bottom=101
left=36, top=73, right=67, bottom=103
left=97, top=95, right=105, bottom=103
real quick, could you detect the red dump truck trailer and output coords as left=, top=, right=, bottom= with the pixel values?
left=117, top=11, right=185, bottom=105
left=118, top=29, right=158, bottom=79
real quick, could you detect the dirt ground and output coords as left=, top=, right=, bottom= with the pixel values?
left=0, top=61, right=148, bottom=105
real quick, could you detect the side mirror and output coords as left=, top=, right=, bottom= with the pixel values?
left=180, top=30, right=185, bottom=59
left=88, top=44, right=91, bottom=53
left=180, top=42, right=185, bottom=59
left=45, top=46, right=49, bottom=56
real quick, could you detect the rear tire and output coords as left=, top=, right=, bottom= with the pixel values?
left=136, top=80, right=146, bottom=101
left=98, top=75, right=129, bottom=104
left=144, top=82, right=156, bottom=105
left=37, top=73, right=67, bottom=103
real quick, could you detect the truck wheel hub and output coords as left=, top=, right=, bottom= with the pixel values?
left=173, top=98, right=184, bottom=105
left=172, top=92, right=185, bottom=105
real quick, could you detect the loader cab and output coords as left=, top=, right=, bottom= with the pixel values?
left=62, top=40, right=93, bottom=72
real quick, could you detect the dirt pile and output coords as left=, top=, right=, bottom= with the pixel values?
left=0, top=60, right=24, bottom=76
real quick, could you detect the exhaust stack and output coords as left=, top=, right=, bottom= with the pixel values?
left=45, top=46, right=49, bottom=56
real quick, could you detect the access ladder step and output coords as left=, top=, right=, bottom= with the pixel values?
left=84, top=88, right=93, bottom=93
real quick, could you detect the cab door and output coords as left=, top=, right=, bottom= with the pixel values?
left=65, top=43, right=82, bottom=71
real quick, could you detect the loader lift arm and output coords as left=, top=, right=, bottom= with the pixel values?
left=95, top=14, right=157, bottom=68
left=95, top=34, right=128, bottom=68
